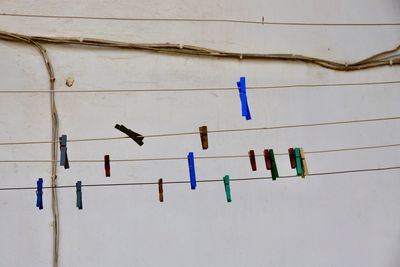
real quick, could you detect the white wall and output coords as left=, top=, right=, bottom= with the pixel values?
left=0, top=1, right=400, bottom=266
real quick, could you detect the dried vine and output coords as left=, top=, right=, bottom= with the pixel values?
left=1, top=30, right=399, bottom=71
left=0, top=32, right=60, bottom=267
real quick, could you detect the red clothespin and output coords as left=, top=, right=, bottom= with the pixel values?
left=264, top=149, right=272, bottom=170
left=288, top=148, right=296, bottom=169
left=199, top=126, right=208, bottom=150
left=158, top=178, right=164, bottom=202
left=248, top=150, right=257, bottom=171
left=104, top=155, right=110, bottom=177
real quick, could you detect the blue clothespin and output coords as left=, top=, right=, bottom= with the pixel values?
left=59, top=134, right=69, bottom=169
left=76, top=181, right=82, bottom=210
left=36, top=178, right=43, bottom=210
left=187, top=152, right=196, bottom=189
left=236, top=77, right=251, bottom=120
left=223, top=175, right=232, bottom=202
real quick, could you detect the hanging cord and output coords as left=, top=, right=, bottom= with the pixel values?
left=1, top=12, right=400, bottom=26
left=0, top=79, right=399, bottom=93
left=0, top=166, right=399, bottom=191
left=0, top=115, right=398, bottom=146
left=3, top=31, right=60, bottom=267
left=0, top=31, right=399, bottom=71
left=0, top=142, right=398, bottom=163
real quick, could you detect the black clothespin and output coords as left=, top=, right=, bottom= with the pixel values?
left=76, top=181, right=82, bottom=210
left=59, top=134, right=69, bottom=169
left=115, top=124, right=144, bottom=146
left=158, top=178, right=164, bottom=202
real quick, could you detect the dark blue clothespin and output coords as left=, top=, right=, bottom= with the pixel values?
left=36, top=178, right=43, bottom=210
left=76, top=181, right=82, bottom=210
left=236, top=77, right=251, bottom=120
left=187, top=152, right=196, bottom=189
left=59, top=134, right=69, bottom=169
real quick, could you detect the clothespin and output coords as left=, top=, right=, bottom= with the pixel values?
left=223, top=175, right=232, bottom=202
left=104, top=155, right=110, bottom=177
left=115, top=124, right=144, bottom=146
left=36, top=178, right=43, bottom=210
left=299, top=148, right=309, bottom=178
left=187, top=152, right=196, bottom=189
left=263, top=149, right=272, bottom=170
left=269, top=149, right=279, bottom=180
left=158, top=178, right=164, bottom=202
left=248, top=150, right=257, bottom=171
left=76, top=181, right=82, bottom=210
left=264, top=149, right=278, bottom=180
left=199, top=126, right=208, bottom=150
left=294, top=148, right=303, bottom=177
left=59, top=134, right=69, bottom=169
left=288, top=148, right=296, bottom=169
left=236, top=76, right=251, bottom=120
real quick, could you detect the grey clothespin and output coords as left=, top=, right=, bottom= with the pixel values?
left=76, top=181, right=82, bottom=210
left=59, top=134, right=69, bottom=169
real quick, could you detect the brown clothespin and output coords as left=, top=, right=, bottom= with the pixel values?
left=299, top=148, right=309, bottom=178
left=288, top=148, right=296, bottom=169
left=158, top=178, right=164, bottom=202
left=264, top=149, right=272, bottom=170
left=104, top=155, right=110, bottom=177
left=248, top=150, right=257, bottom=171
left=199, top=126, right=208, bottom=150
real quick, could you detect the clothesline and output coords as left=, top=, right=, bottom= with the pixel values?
left=0, top=166, right=398, bottom=192
left=0, top=115, right=398, bottom=146
left=1, top=12, right=399, bottom=26
left=0, top=80, right=398, bottom=94
left=0, top=142, right=398, bottom=163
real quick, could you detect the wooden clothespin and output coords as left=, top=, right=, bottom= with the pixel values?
left=76, top=181, right=82, bottom=210
left=248, top=150, right=257, bottom=171
left=288, top=148, right=297, bottom=169
left=59, top=134, right=69, bottom=169
left=236, top=76, right=251, bottom=120
left=158, top=178, right=164, bottom=202
left=104, top=155, right=110, bottom=177
left=264, top=149, right=272, bottom=170
left=199, top=126, right=208, bottom=150
left=223, top=175, right=232, bottom=202
left=36, top=178, right=43, bottom=210
left=115, top=124, right=144, bottom=146
left=294, top=148, right=303, bottom=177
left=299, top=148, right=309, bottom=178
left=187, top=152, right=196, bottom=189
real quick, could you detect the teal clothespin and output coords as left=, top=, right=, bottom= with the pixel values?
left=223, top=175, right=232, bottom=202
left=294, top=148, right=303, bottom=176
left=269, top=149, right=279, bottom=180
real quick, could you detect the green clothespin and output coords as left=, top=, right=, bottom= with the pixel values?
left=269, top=149, right=279, bottom=180
left=294, top=148, right=303, bottom=176
left=223, top=175, right=232, bottom=202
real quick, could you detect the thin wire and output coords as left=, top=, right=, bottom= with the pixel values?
left=1, top=13, right=400, bottom=26
left=0, top=166, right=398, bottom=192
left=0, top=115, right=399, bottom=146
left=0, top=80, right=399, bottom=93
left=0, top=142, right=398, bottom=163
